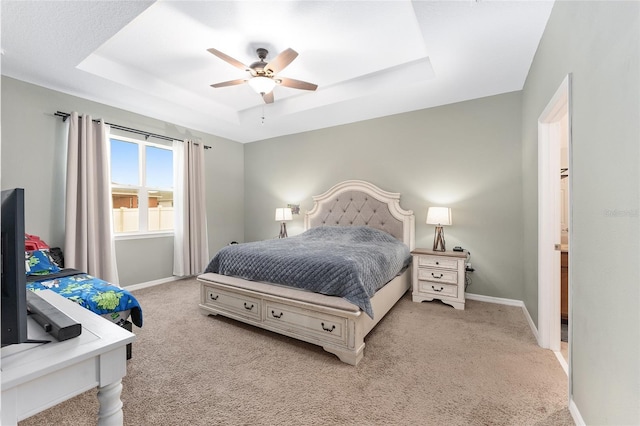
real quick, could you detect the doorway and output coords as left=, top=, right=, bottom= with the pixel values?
left=537, top=74, right=572, bottom=376
left=559, top=111, right=569, bottom=363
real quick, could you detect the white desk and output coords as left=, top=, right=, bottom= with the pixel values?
left=1, top=290, right=135, bottom=425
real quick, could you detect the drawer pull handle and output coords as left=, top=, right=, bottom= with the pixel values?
left=432, top=286, right=444, bottom=292
left=244, top=303, right=254, bottom=311
left=209, top=294, right=219, bottom=301
left=271, top=310, right=283, bottom=319
left=431, top=273, right=443, bottom=279
left=321, top=322, right=336, bottom=333
left=435, top=261, right=440, bottom=265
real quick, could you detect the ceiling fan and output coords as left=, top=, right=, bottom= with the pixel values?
left=208, top=47, right=318, bottom=104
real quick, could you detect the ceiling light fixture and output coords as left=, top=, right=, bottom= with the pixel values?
left=247, top=76, right=276, bottom=94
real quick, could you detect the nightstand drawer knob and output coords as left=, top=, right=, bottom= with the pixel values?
left=244, top=302, right=255, bottom=310
left=432, top=286, right=444, bottom=292
left=435, top=261, right=440, bottom=265
left=431, top=273, right=443, bottom=279
left=271, top=310, right=283, bottom=319
left=209, top=294, right=219, bottom=301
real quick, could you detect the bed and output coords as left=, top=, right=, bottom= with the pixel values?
left=198, top=180, right=415, bottom=365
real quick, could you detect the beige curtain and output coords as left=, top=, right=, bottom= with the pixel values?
left=173, top=139, right=209, bottom=276
left=64, top=112, right=119, bottom=284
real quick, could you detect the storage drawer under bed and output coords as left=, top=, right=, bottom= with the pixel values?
left=203, top=285, right=262, bottom=320
left=264, top=301, right=348, bottom=346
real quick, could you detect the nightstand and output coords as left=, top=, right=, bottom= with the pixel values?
left=411, top=248, right=468, bottom=310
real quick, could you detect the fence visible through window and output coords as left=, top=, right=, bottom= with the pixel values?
left=111, top=135, right=174, bottom=234
left=113, top=207, right=174, bottom=233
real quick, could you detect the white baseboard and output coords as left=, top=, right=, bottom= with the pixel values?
left=466, top=292, right=523, bottom=306
left=124, top=276, right=184, bottom=292
left=465, top=292, right=539, bottom=342
left=520, top=301, right=539, bottom=342
left=553, top=350, right=568, bottom=375
left=569, top=398, right=585, bottom=426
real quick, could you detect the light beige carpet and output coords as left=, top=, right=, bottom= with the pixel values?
left=20, top=278, right=573, bottom=425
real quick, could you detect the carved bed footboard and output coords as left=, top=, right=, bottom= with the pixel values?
left=198, top=269, right=410, bottom=365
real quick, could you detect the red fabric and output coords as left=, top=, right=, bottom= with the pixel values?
left=25, top=234, right=50, bottom=251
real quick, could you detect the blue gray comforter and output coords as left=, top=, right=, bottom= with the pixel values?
left=204, top=226, right=411, bottom=318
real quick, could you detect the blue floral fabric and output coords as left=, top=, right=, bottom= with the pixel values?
left=25, top=250, right=61, bottom=275
left=27, top=273, right=143, bottom=327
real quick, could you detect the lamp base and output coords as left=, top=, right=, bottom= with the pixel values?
left=432, top=226, right=446, bottom=252
left=279, top=222, right=288, bottom=239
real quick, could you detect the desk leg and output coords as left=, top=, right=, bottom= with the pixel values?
left=1, top=389, right=18, bottom=426
left=97, top=380, right=124, bottom=426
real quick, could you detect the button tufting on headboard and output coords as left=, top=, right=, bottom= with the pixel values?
left=305, top=180, right=415, bottom=249
left=309, top=190, right=402, bottom=240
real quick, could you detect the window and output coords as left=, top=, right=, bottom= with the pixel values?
left=110, top=135, right=174, bottom=235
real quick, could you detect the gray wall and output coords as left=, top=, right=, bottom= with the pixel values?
left=1, top=76, right=245, bottom=286
left=6, top=3, right=639, bottom=418
left=521, top=1, right=639, bottom=424
left=245, top=92, right=524, bottom=300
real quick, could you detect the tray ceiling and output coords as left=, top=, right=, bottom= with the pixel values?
left=1, top=1, right=554, bottom=143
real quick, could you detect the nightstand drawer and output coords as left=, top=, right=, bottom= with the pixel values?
left=417, top=255, right=458, bottom=270
left=417, top=267, right=458, bottom=285
left=418, top=280, right=458, bottom=298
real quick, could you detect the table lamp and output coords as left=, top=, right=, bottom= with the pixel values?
left=426, top=207, right=451, bottom=252
left=275, top=207, right=293, bottom=238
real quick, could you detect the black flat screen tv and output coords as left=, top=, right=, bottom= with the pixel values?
left=1, top=188, right=28, bottom=347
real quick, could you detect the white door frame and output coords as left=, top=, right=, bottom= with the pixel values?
left=538, top=74, right=572, bottom=354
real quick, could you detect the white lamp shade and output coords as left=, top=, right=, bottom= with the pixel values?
left=426, top=207, right=452, bottom=226
left=248, top=76, right=276, bottom=94
left=275, top=207, right=293, bottom=221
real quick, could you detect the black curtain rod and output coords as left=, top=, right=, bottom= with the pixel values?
left=54, top=111, right=211, bottom=149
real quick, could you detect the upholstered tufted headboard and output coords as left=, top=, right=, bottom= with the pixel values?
left=305, top=180, right=415, bottom=250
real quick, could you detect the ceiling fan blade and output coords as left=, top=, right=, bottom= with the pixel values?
left=262, top=91, right=274, bottom=104
left=265, top=48, right=298, bottom=74
left=210, top=79, right=247, bottom=88
left=277, top=77, right=318, bottom=91
left=207, top=48, right=248, bottom=71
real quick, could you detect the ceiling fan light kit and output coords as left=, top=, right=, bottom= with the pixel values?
left=208, top=47, right=318, bottom=104
left=248, top=76, right=276, bottom=94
